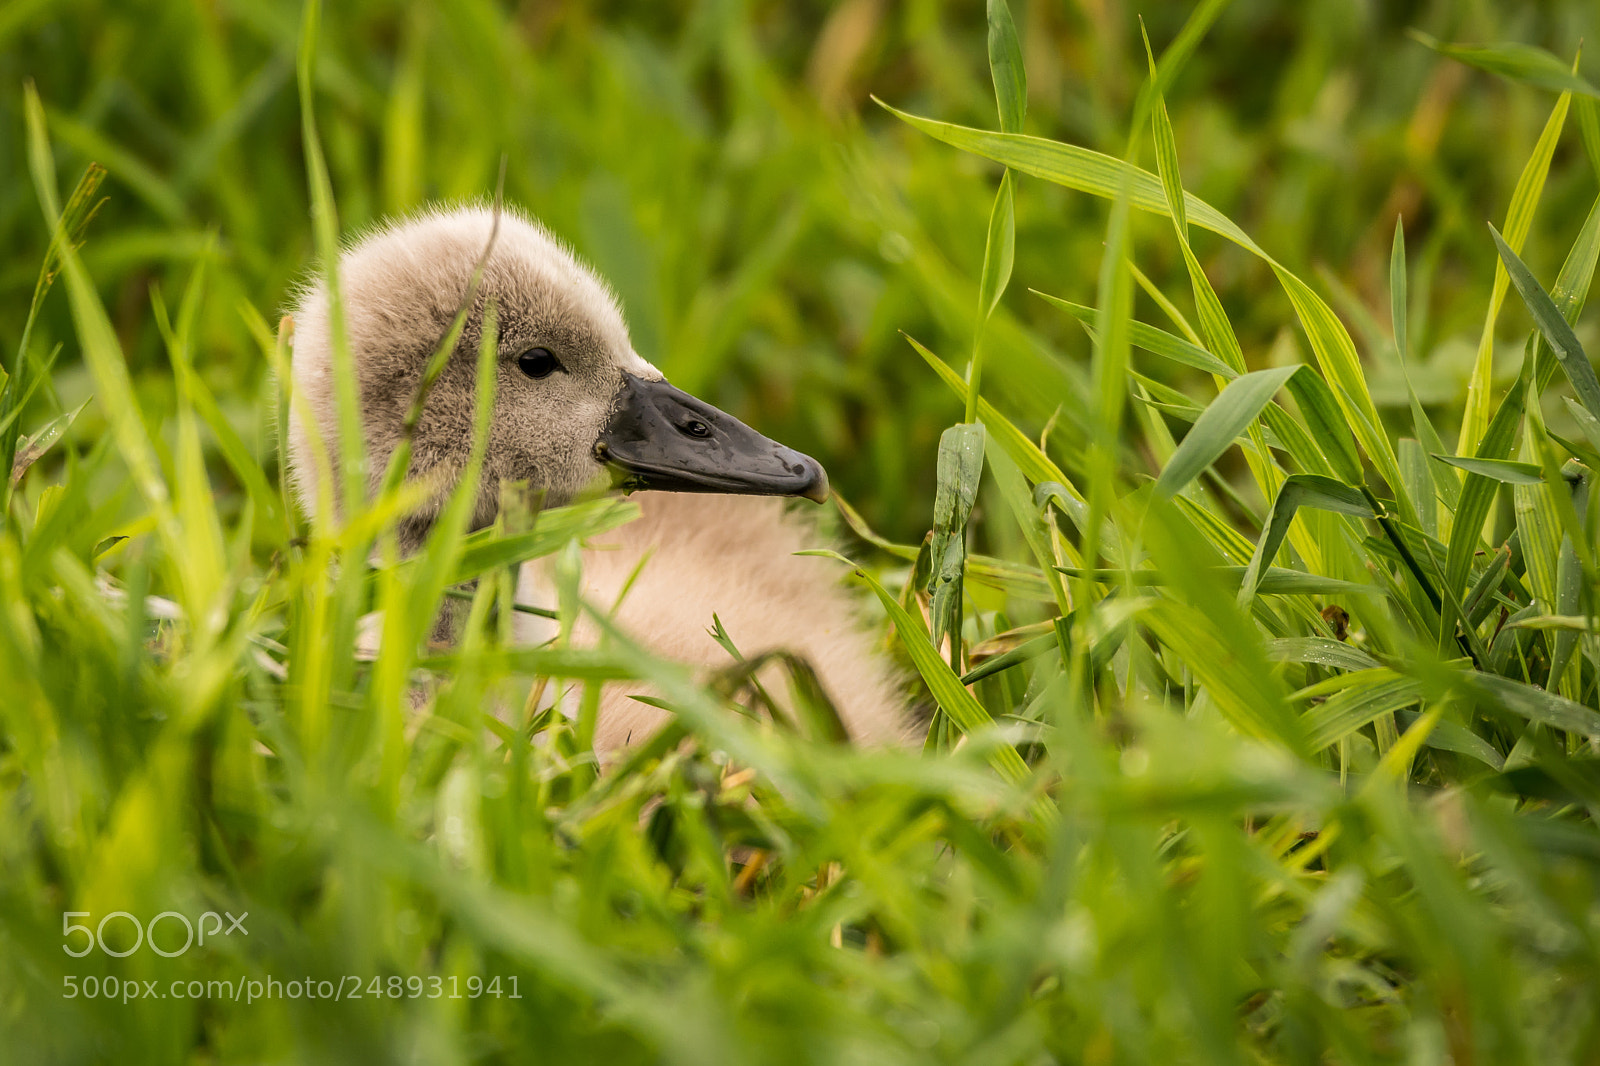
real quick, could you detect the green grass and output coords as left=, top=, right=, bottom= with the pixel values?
left=7, top=1, right=1600, bottom=1062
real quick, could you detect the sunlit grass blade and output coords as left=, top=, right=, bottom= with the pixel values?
left=1237, top=475, right=1373, bottom=607
left=1457, top=81, right=1571, bottom=454
left=445, top=499, right=640, bottom=585
left=1299, top=669, right=1424, bottom=751
left=875, top=102, right=1405, bottom=506
left=804, top=550, right=1034, bottom=789
left=26, top=86, right=175, bottom=541
left=1033, top=290, right=1236, bottom=379
left=1489, top=223, right=1600, bottom=419
left=1432, top=454, right=1544, bottom=484
left=298, top=0, right=366, bottom=521
left=1154, top=366, right=1298, bottom=499
left=1282, top=366, right=1364, bottom=485
left=966, top=0, right=1024, bottom=424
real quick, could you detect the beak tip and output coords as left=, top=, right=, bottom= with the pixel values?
left=800, top=463, right=830, bottom=504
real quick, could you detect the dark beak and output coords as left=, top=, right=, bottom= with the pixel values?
left=596, top=374, right=829, bottom=503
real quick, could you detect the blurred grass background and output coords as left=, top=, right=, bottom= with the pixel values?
left=5, top=0, right=1599, bottom=540
left=9, top=2, right=1600, bottom=1063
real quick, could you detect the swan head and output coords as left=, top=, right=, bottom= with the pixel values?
left=285, top=205, right=827, bottom=543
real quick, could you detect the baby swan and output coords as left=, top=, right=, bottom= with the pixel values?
left=286, top=205, right=907, bottom=750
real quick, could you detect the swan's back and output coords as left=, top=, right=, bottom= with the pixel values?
left=520, top=492, right=910, bottom=749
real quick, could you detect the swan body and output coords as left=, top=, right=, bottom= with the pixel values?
left=286, top=205, right=907, bottom=749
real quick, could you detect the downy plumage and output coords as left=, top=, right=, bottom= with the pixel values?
left=286, top=205, right=907, bottom=750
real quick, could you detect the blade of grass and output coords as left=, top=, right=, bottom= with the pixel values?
left=875, top=102, right=1406, bottom=507
left=1154, top=366, right=1298, bottom=499
left=1489, top=223, right=1600, bottom=420
left=1412, top=33, right=1600, bottom=99
left=1458, top=79, right=1572, bottom=454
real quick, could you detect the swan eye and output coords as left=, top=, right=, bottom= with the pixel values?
left=683, top=419, right=711, bottom=439
left=517, top=347, right=562, bottom=379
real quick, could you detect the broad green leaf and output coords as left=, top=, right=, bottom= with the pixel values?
left=969, top=0, right=1023, bottom=424
left=1506, top=614, right=1599, bottom=632
left=1155, top=366, right=1299, bottom=498
left=1565, top=397, right=1600, bottom=456
left=1393, top=708, right=1506, bottom=770
left=872, top=102, right=1261, bottom=264
left=1536, top=194, right=1600, bottom=390
left=1058, top=565, right=1379, bottom=597
left=1142, top=30, right=1245, bottom=376
left=961, top=631, right=1057, bottom=686
left=967, top=172, right=1015, bottom=421
left=1444, top=348, right=1531, bottom=597
left=1513, top=405, right=1563, bottom=615
left=1390, top=217, right=1409, bottom=369
left=1547, top=536, right=1584, bottom=698
left=1144, top=27, right=1189, bottom=238
left=1140, top=24, right=1297, bottom=537
left=1260, top=401, right=1338, bottom=479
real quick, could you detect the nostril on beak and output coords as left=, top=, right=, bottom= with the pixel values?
left=799, top=459, right=830, bottom=504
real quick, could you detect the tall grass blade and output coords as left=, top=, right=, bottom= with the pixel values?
left=1412, top=33, right=1600, bottom=99
left=1154, top=366, right=1297, bottom=499
left=1238, top=475, right=1373, bottom=606
left=875, top=104, right=1405, bottom=503
left=1433, top=454, right=1544, bottom=484
left=1458, top=80, right=1571, bottom=453
left=1488, top=223, right=1600, bottom=419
